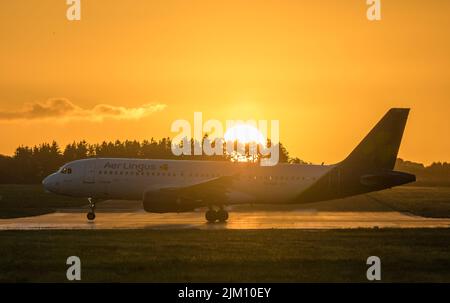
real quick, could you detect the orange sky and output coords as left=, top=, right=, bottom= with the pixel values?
left=0, top=0, right=449, bottom=165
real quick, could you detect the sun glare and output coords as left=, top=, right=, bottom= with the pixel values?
left=223, top=124, right=266, bottom=163
left=224, top=124, right=266, bottom=145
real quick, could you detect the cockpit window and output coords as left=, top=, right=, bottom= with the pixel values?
left=61, top=167, right=73, bottom=174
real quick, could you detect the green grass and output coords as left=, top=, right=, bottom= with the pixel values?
left=0, top=229, right=450, bottom=282
left=0, top=184, right=86, bottom=218
left=371, top=187, right=450, bottom=218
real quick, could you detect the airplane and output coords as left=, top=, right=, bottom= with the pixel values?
left=42, top=108, right=416, bottom=223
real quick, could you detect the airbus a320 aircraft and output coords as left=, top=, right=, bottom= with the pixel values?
left=42, top=108, right=416, bottom=223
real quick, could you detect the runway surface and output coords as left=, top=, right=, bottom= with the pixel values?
left=1, top=209, right=450, bottom=230
left=2, top=194, right=450, bottom=230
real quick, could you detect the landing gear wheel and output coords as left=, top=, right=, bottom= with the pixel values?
left=87, top=197, right=96, bottom=221
left=205, top=209, right=218, bottom=223
left=217, top=209, right=229, bottom=222
left=87, top=212, right=96, bottom=221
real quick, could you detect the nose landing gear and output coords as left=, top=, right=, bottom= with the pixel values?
left=87, top=198, right=96, bottom=221
left=205, top=207, right=229, bottom=223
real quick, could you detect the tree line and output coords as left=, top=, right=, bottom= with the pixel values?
left=395, top=158, right=450, bottom=186
left=0, top=138, right=305, bottom=184
left=0, top=139, right=448, bottom=185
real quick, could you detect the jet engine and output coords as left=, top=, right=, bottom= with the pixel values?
left=142, top=189, right=203, bottom=213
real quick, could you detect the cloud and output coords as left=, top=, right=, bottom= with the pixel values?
left=0, top=98, right=167, bottom=122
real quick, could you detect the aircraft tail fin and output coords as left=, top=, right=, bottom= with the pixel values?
left=341, top=108, right=410, bottom=170
left=294, top=108, right=414, bottom=204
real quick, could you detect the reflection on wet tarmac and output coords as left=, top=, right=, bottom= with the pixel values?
left=1, top=210, right=450, bottom=230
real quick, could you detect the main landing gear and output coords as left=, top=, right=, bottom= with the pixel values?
left=87, top=197, right=96, bottom=221
left=205, top=207, right=229, bottom=223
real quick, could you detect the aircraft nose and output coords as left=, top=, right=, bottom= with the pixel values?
left=42, top=175, right=51, bottom=191
left=42, top=174, right=57, bottom=193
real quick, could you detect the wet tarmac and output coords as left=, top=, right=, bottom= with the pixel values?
left=2, top=194, right=450, bottom=230
left=1, top=209, right=450, bottom=230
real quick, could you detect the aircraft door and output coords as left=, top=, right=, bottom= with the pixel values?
left=83, top=159, right=97, bottom=183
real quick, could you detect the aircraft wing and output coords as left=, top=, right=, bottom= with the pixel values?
left=159, top=175, right=235, bottom=203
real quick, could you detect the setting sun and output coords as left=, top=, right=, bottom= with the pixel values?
left=224, top=124, right=266, bottom=145
left=223, top=124, right=266, bottom=163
